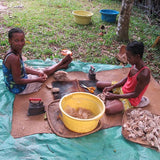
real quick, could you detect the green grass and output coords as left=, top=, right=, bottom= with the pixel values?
left=0, top=0, right=160, bottom=80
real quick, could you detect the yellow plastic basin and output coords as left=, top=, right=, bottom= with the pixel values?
left=72, top=10, right=93, bottom=25
left=59, top=92, right=105, bottom=133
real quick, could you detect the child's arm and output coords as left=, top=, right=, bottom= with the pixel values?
left=11, top=57, right=47, bottom=84
left=112, top=77, right=127, bottom=88
left=103, top=77, right=127, bottom=92
left=105, top=68, right=150, bottom=100
left=131, top=68, right=150, bottom=97
left=25, top=66, right=47, bottom=78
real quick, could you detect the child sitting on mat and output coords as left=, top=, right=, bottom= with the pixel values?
left=96, top=41, right=150, bottom=115
left=2, top=28, right=72, bottom=95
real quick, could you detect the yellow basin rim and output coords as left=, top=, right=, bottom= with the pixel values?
left=59, top=92, right=105, bottom=121
left=72, top=10, right=93, bottom=17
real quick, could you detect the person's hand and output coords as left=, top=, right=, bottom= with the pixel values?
left=36, top=76, right=47, bottom=83
left=104, top=92, right=116, bottom=100
left=38, top=71, right=48, bottom=79
left=103, top=86, right=113, bottom=93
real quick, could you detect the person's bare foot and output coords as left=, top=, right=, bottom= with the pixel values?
left=42, top=55, right=72, bottom=76
left=61, top=54, right=72, bottom=64
left=59, top=54, right=72, bottom=69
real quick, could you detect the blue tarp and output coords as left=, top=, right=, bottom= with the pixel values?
left=0, top=59, right=159, bottom=160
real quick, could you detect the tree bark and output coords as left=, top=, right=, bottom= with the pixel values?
left=116, top=0, right=134, bottom=41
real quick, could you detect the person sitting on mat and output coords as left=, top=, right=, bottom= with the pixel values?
left=2, top=28, right=72, bottom=95
left=96, top=41, right=150, bottom=115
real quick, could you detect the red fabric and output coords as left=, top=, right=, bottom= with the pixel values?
left=122, top=66, right=150, bottom=106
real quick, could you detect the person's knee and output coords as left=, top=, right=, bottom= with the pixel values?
left=105, top=106, right=118, bottom=115
left=96, top=81, right=111, bottom=89
left=96, top=81, right=102, bottom=89
left=105, top=106, right=113, bottom=115
left=105, top=101, right=124, bottom=115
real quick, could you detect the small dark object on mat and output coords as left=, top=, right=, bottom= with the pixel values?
left=88, top=65, right=96, bottom=80
left=51, top=88, right=60, bottom=93
left=28, top=98, right=45, bottom=116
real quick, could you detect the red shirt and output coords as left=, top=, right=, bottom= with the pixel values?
left=122, top=66, right=150, bottom=106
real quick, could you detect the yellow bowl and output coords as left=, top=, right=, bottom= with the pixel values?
left=72, top=10, right=93, bottom=25
left=59, top=92, right=105, bottom=133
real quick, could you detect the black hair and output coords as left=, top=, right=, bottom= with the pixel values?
left=8, top=28, right=24, bottom=39
left=126, top=41, right=144, bottom=59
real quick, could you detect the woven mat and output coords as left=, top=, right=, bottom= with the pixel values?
left=11, top=69, right=160, bottom=139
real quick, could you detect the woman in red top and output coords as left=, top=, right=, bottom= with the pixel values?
left=96, top=41, right=150, bottom=115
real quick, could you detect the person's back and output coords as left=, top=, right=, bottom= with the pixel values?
left=122, top=65, right=150, bottom=106
left=3, top=52, right=28, bottom=94
left=96, top=41, right=150, bottom=114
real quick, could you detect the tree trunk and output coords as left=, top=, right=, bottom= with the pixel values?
left=116, top=0, right=134, bottom=41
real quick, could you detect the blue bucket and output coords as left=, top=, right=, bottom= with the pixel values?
left=99, top=9, right=119, bottom=23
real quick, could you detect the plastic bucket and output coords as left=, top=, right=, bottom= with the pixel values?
left=72, top=10, right=93, bottom=25
left=59, top=92, right=105, bottom=133
left=99, top=9, right=119, bottom=23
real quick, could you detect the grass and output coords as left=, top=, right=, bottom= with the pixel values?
left=0, top=0, right=160, bottom=81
